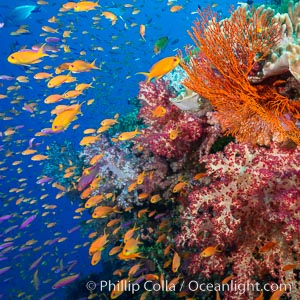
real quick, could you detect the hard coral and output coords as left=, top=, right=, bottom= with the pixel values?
left=257, top=1, right=300, bottom=82
left=180, top=5, right=300, bottom=145
left=176, top=142, right=300, bottom=299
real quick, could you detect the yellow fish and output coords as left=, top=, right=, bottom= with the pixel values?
left=150, top=194, right=162, bottom=203
left=172, top=251, right=181, bottom=272
left=122, top=237, right=142, bottom=256
left=170, top=5, right=183, bottom=13
left=31, top=154, right=49, bottom=161
left=47, top=73, right=76, bottom=88
left=102, top=11, right=118, bottom=25
left=41, top=26, right=58, bottom=33
left=34, top=72, right=52, bottom=79
left=62, top=90, right=83, bottom=99
left=152, top=105, right=166, bottom=117
left=92, top=205, right=120, bottom=218
left=101, top=118, right=118, bottom=127
left=91, top=250, right=102, bottom=266
left=123, top=224, right=139, bottom=243
left=68, top=59, right=100, bottom=73
left=75, top=82, right=93, bottom=91
left=139, top=24, right=146, bottom=41
left=8, top=45, right=48, bottom=65
left=136, top=56, right=180, bottom=83
left=74, top=1, right=100, bottom=12
left=89, top=231, right=109, bottom=255
left=172, top=181, right=187, bottom=193
left=169, top=126, right=180, bottom=140
left=51, top=103, right=83, bottom=132
left=85, top=195, right=104, bottom=208
left=200, top=245, right=222, bottom=257
left=118, top=127, right=141, bottom=141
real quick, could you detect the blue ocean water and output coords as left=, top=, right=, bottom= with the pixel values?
left=0, top=0, right=267, bottom=299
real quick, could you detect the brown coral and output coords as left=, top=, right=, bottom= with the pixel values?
left=180, top=6, right=300, bottom=145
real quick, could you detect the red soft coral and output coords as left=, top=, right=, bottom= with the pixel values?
left=136, top=79, right=203, bottom=159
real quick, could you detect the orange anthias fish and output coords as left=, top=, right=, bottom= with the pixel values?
left=51, top=103, right=83, bottom=132
left=270, top=288, right=286, bottom=300
left=75, top=82, right=93, bottom=91
left=47, top=73, right=76, bottom=88
left=31, top=154, right=48, bottom=161
left=89, top=153, right=104, bottom=165
left=139, top=24, right=146, bottom=41
left=282, top=263, right=300, bottom=271
left=254, top=290, right=263, bottom=300
left=44, top=94, right=63, bottom=104
left=102, top=11, right=118, bottom=25
left=89, top=231, right=109, bottom=255
left=110, top=278, right=129, bottom=299
left=128, top=263, right=142, bottom=277
left=118, top=128, right=141, bottom=141
left=101, top=119, right=118, bottom=127
left=123, top=224, right=139, bottom=243
left=62, top=90, right=83, bottom=99
left=68, top=59, right=100, bottom=73
left=79, top=135, right=100, bottom=146
left=91, top=250, right=102, bottom=266
left=193, top=172, right=207, bottom=180
left=152, top=105, right=166, bottom=117
left=108, top=244, right=122, bottom=256
left=55, top=62, right=71, bottom=74
left=92, top=205, right=120, bottom=218
left=8, top=45, right=48, bottom=65
left=172, top=181, right=187, bottom=193
left=170, top=5, right=183, bottom=13
left=122, top=237, right=142, bottom=256
left=169, top=126, right=180, bottom=140
left=85, top=195, right=104, bottom=208
left=136, top=56, right=180, bottom=83
left=201, top=245, right=222, bottom=257
left=73, top=1, right=100, bottom=12
left=221, top=274, right=234, bottom=284
left=150, top=194, right=162, bottom=203
left=172, top=251, right=181, bottom=272
left=258, top=241, right=278, bottom=254
left=136, top=171, right=146, bottom=184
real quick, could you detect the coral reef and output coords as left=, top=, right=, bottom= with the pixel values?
left=73, top=4, right=300, bottom=300
left=180, top=4, right=300, bottom=145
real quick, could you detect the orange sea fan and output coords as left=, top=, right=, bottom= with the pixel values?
left=180, top=6, right=300, bottom=145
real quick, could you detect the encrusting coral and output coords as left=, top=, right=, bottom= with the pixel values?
left=180, top=4, right=300, bottom=146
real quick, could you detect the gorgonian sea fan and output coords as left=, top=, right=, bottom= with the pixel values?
left=180, top=6, right=300, bottom=145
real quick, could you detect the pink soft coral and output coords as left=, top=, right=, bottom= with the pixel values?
left=176, top=142, right=300, bottom=299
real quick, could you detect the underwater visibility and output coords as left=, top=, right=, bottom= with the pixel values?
left=0, top=0, right=299, bottom=299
